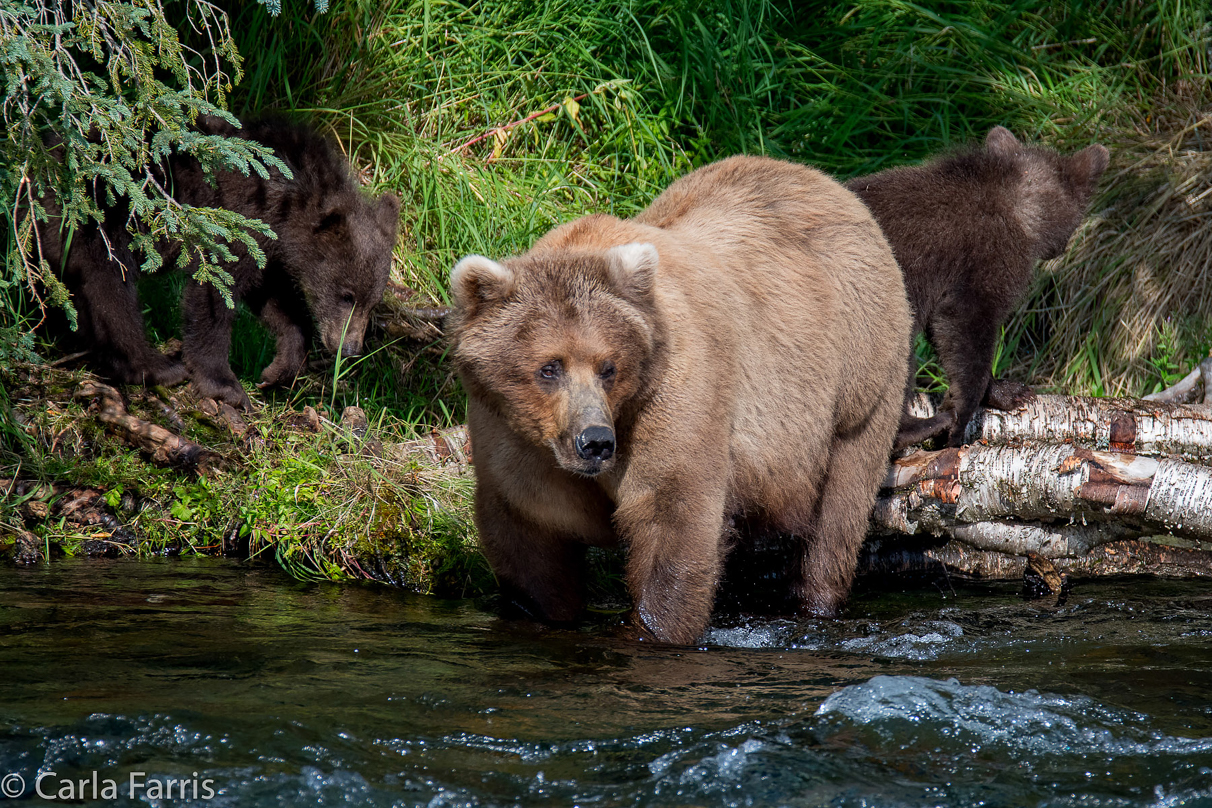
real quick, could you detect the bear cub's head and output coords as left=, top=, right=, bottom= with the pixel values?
left=288, top=186, right=399, bottom=359
left=986, top=126, right=1110, bottom=261
left=450, top=242, right=659, bottom=477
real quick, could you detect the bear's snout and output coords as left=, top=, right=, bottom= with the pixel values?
left=574, top=426, right=615, bottom=463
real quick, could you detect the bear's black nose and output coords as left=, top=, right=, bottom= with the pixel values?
left=575, top=426, right=615, bottom=461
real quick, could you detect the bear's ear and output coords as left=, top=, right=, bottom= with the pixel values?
left=451, top=255, right=515, bottom=315
left=605, top=242, right=658, bottom=301
left=376, top=193, right=401, bottom=231
left=986, top=126, right=1020, bottom=156
left=1064, top=143, right=1110, bottom=195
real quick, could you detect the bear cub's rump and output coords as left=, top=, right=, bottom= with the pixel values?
left=847, top=126, right=1108, bottom=449
left=450, top=156, right=911, bottom=644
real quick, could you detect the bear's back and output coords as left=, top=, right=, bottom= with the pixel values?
left=636, top=156, right=910, bottom=501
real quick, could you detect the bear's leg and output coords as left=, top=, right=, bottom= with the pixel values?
left=72, top=231, right=186, bottom=386
left=615, top=478, right=727, bottom=644
left=255, top=295, right=310, bottom=388
left=930, top=296, right=1000, bottom=448
left=475, top=486, right=588, bottom=625
left=984, top=378, right=1035, bottom=411
left=893, top=356, right=955, bottom=450
left=182, top=280, right=250, bottom=409
left=793, top=412, right=897, bottom=617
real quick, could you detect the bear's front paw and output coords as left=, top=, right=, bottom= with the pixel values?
left=190, top=374, right=253, bottom=410
left=985, top=379, right=1035, bottom=411
left=258, top=354, right=307, bottom=389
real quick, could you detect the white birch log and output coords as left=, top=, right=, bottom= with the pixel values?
left=874, top=442, right=1212, bottom=557
left=907, top=392, right=1212, bottom=459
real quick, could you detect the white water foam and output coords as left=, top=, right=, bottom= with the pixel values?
left=817, top=675, right=1212, bottom=759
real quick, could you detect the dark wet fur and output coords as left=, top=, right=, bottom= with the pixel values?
left=847, top=127, right=1108, bottom=448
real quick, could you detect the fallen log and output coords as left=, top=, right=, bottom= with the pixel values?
left=907, top=392, right=1212, bottom=458
left=859, top=535, right=1212, bottom=580
left=1144, top=356, right=1212, bottom=405
left=875, top=442, right=1212, bottom=556
left=74, top=381, right=222, bottom=473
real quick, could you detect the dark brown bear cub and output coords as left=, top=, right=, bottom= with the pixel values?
left=38, top=117, right=398, bottom=406
left=172, top=117, right=400, bottom=407
left=450, top=156, right=911, bottom=645
left=846, top=126, right=1109, bottom=449
left=37, top=193, right=188, bottom=387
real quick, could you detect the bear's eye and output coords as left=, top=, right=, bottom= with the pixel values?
left=599, top=361, right=617, bottom=381
left=538, top=360, right=562, bottom=381
left=340, top=292, right=355, bottom=306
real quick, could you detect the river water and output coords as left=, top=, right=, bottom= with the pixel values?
left=2, top=558, right=1211, bottom=806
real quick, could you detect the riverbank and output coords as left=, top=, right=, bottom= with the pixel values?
left=0, top=361, right=488, bottom=594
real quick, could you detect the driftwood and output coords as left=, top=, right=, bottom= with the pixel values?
left=875, top=442, right=1212, bottom=558
left=859, top=535, right=1212, bottom=580
left=1144, top=355, right=1212, bottom=405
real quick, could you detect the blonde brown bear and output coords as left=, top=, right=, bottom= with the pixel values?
left=450, top=155, right=911, bottom=644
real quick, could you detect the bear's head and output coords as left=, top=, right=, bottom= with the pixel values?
left=288, top=189, right=400, bottom=358
left=450, top=242, right=660, bottom=477
left=986, top=126, right=1109, bottom=261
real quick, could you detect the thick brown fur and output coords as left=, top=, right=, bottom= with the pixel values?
left=37, top=118, right=398, bottom=406
left=846, top=126, right=1109, bottom=449
left=36, top=191, right=188, bottom=386
left=170, top=117, right=399, bottom=407
left=450, top=155, right=911, bottom=645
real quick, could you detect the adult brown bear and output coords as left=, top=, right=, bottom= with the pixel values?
left=450, top=156, right=911, bottom=644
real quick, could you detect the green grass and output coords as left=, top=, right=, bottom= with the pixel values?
left=208, top=0, right=1209, bottom=396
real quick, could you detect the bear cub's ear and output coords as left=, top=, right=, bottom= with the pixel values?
left=451, top=255, right=515, bottom=315
left=606, top=242, right=658, bottom=301
left=1063, top=144, right=1110, bottom=196
left=986, top=126, right=1020, bottom=156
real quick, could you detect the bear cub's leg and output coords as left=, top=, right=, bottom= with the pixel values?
left=254, top=294, right=311, bottom=389
left=928, top=294, right=1007, bottom=448
left=182, top=280, right=250, bottom=409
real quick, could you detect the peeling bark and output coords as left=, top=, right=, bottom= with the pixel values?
left=907, top=392, right=1212, bottom=458
left=874, top=443, right=1212, bottom=557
